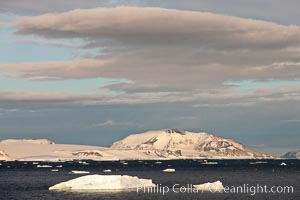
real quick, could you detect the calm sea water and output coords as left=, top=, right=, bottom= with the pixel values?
left=0, top=159, right=299, bottom=200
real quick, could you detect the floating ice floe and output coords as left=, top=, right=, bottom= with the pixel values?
left=49, top=175, right=155, bottom=191
left=103, top=169, right=112, bottom=173
left=201, top=161, right=218, bottom=165
left=194, top=181, right=224, bottom=192
left=56, top=165, right=63, bottom=168
left=37, top=165, right=52, bottom=168
left=280, top=162, right=287, bottom=166
left=78, top=161, right=90, bottom=165
left=163, top=168, right=175, bottom=172
left=249, top=161, right=268, bottom=165
left=51, top=169, right=59, bottom=172
left=71, top=170, right=90, bottom=174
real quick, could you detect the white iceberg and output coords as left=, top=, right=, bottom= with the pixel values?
left=37, top=165, right=52, bottom=168
left=201, top=161, right=218, bottom=165
left=280, top=162, right=287, bottom=166
left=194, top=181, right=224, bottom=193
left=162, top=168, right=175, bottom=172
left=51, top=169, right=59, bottom=172
left=103, top=169, right=112, bottom=172
left=79, top=161, right=90, bottom=165
left=70, top=170, right=90, bottom=174
left=49, top=175, right=155, bottom=191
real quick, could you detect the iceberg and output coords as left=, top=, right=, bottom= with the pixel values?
left=163, top=168, right=175, bottom=172
left=201, top=161, right=218, bottom=165
left=49, top=175, right=155, bottom=191
left=103, top=169, right=112, bottom=172
left=194, top=181, right=224, bottom=193
left=280, top=162, right=287, bottom=166
left=70, top=170, right=90, bottom=174
left=37, top=165, right=52, bottom=168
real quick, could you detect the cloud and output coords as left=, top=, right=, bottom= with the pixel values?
left=94, top=120, right=114, bottom=127
left=93, top=119, right=142, bottom=128
left=1, top=7, right=300, bottom=108
left=0, top=0, right=131, bottom=14
left=281, top=119, right=300, bottom=123
left=1, top=85, right=300, bottom=109
left=0, top=90, right=198, bottom=108
left=14, top=7, right=300, bottom=49
left=2, top=7, right=299, bottom=82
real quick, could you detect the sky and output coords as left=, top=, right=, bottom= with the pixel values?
left=0, top=0, right=300, bottom=155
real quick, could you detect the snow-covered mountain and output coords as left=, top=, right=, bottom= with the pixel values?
left=0, top=139, right=55, bottom=145
left=0, top=129, right=271, bottom=161
left=0, top=150, right=12, bottom=160
left=111, top=129, right=271, bottom=159
left=281, top=151, right=300, bottom=159
left=0, top=138, right=176, bottom=161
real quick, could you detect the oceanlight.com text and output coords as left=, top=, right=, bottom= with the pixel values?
left=137, top=184, right=294, bottom=196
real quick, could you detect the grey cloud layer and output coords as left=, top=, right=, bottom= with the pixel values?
left=15, top=7, right=300, bottom=49
left=2, top=0, right=300, bottom=26
left=1, top=7, right=299, bottom=89
left=1, top=85, right=300, bottom=109
left=1, top=6, right=300, bottom=107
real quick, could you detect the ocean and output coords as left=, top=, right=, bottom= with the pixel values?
left=0, top=159, right=299, bottom=200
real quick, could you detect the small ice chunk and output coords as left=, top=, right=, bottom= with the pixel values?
left=250, top=161, right=268, bottom=165
left=37, top=165, right=52, bottom=168
left=194, top=181, right=224, bottom=193
left=201, top=161, right=218, bottom=165
left=103, top=169, right=112, bottom=173
left=56, top=165, right=63, bottom=168
left=71, top=170, right=90, bottom=174
left=51, top=169, right=59, bottom=172
left=163, top=168, right=175, bottom=172
left=78, top=161, right=89, bottom=165
left=49, top=175, right=155, bottom=191
left=280, top=162, right=287, bottom=166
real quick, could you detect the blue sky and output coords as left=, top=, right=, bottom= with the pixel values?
left=1, top=1, right=300, bottom=155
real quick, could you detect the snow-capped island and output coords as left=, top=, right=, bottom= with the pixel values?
left=0, top=129, right=272, bottom=161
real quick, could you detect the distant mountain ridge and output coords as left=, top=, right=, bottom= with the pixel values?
left=281, top=151, right=300, bottom=159
left=110, top=129, right=271, bottom=159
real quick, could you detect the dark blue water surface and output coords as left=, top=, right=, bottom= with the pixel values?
left=0, top=159, right=299, bottom=200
